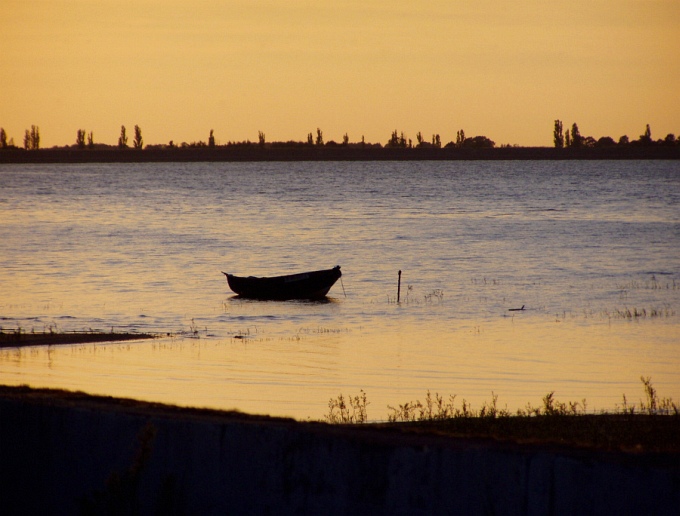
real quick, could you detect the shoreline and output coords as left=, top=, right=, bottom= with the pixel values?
left=2, top=145, right=680, bottom=164
left=1, top=385, right=678, bottom=514
left=0, top=384, right=677, bottom=453
left=0, top=330, right=158, bottom=348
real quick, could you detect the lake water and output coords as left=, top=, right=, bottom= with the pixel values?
left=1, top=161, right=679, bottom=420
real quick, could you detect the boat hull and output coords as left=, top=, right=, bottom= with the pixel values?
left=223, top=266, right=342, bottom=300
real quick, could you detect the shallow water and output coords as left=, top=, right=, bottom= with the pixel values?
left=1, top=161, right=679, bottom=419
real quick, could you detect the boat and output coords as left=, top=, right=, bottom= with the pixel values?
left=222, top=266, right=342, bottom=300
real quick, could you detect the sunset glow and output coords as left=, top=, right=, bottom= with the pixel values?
left=2, top=1, right=679, bottom=148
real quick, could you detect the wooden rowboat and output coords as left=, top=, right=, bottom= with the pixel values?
left=222, top=266, right=342, bottom=300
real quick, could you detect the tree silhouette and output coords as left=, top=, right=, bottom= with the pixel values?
left=387, top=130, right=408, bottom=148
left=315, top=128, right=324, bottom=146
left=456, top=130, right=466, bottom=148
left=639, top=124, right=652, bottom=145
left=463, top=135, right=495, bottom=149
left=307, top=132, right=313, bottom=145
left=553, top=120, right=564, bottom=148
left=118, top=126, right=128, bottom=148
left=76, top=129, right=86, bottom=149
left=342, top=133, right=349, bottom=146
left=0, top=128, right=6, bottom=148
left=31, top=126, right=40, bottom=149
left=24, top=126, right=40, bottom=150
left=596, top=136, right=616, bottom=147
left=258, top=131, right=266, bottom=147
left=569, top=123, right=582, bottom=147
left=208, top=129, right=215, bottom=148
left=133, top=125, right=143, bottom=149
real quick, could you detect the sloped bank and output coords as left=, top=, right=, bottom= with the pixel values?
left=0, top=386, right=677, bottom=515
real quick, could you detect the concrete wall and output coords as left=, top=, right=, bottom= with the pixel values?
left=1, top=392, right=678, bottom=515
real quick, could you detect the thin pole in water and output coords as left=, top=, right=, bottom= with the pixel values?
left=397, top=270, right=402, bottom=303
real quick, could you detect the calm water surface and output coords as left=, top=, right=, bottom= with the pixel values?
left=1, top=161, right=678, bottom=420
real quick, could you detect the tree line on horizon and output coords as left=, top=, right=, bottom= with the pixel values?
left=552, top=120, right=677, bottom=149
left=1, top=122, right=678, bottom=151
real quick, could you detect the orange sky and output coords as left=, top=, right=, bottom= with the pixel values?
left=2, top=1, right=679, bottom=148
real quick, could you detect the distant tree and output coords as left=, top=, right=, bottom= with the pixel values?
left=76, top=129, right=86, bottom=149
left=133, top=125, right=143, bottom=149
left=118, top=125, right=128, bottom=148
left=456, top=129, right=466, bottom=148
left=315, top=128, right=324, bottom=146
left=0, top=128, right=6, bottom=148
left=386, top=130, right=408, bottom=148
left=433, top=134, right=441, bottom=148
left=87, top=131, right=94, bottom=149
left=663, top=133, right=676, bottom=146
left=361, top=135, right=365, bottom=147
left=208, top=129, right=215, bottom=148
left=553, top=120, right=564, bottom=148
left=618, top=135, right=629, bottom=146
left=583, top=136, right=597, bottom=148
left=565, top=130, right=571, bottom=147
left=307, top=132, right=314, bottom=145
left=639, top=124, right=652, bottom=145
left=596, top=136, right=616, bottom=147
left=462, top=135, right=495, bottom=149
left=569, top=123, right=582, bottom=147
left=416, top=132, right=424, bottom=146
left=24, top=126, right=40, bottom=150
left=258, top=131, right=266, bottom=147
left=30, top=125, right=40, bottom=150
left=342, top=133, right=349, bottom=146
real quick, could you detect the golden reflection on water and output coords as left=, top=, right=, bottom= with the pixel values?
left=2, top=162, right=679, bottom=420
left=1, top=315, right=678, bottom=421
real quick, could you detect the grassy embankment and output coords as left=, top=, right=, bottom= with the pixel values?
left=325, top=378, right=679, bottom=452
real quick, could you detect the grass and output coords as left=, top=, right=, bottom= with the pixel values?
left=387, top=285, right=445, bottom=305
left=325, top=390, right=369, bottom=424
left=325, top=377, right=679, bottom=452
left=616, top=275, right=678, bottom=291
left=608, top=306, right=675, bottom=319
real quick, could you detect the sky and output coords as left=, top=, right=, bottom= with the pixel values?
left=2, top=0, right=679, bottom=148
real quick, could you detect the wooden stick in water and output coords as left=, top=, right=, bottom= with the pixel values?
left=397, top=270, right=402, bottom=303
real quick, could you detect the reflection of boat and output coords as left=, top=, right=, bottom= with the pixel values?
left=222, top=266, right=342, bottom=300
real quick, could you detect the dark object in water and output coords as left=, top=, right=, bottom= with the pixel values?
left=509, top=305, right=526, bottom=311
left=222, top=266, right=342, bottom=300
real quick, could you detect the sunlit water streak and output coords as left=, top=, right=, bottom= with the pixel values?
left=1, top=161, right=679, bottom=420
